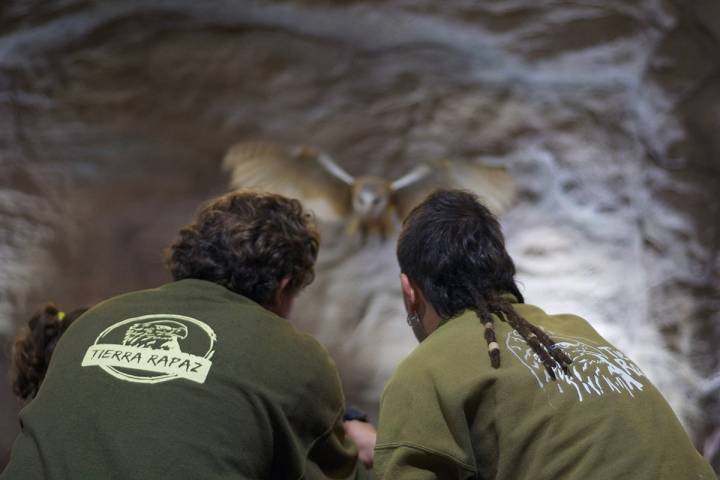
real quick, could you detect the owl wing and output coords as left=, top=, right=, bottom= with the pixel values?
left=391, top=159, right=516, bottom=220
left=444, top=160, right=516, bottom=215
left=222, top=142, right=354, bottom=222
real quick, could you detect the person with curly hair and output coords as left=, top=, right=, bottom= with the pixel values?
left=373, top=189, right=715, bottom=480
left=2, top=191, right=369, bottom=480
left=10, top=304, right=88, bottom=401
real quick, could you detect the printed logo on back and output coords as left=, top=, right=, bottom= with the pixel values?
left=82, top=314, right=216, bottom=384
left=506, top=329, right=646, bottom=402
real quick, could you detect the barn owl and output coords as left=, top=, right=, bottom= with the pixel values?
left=222, top=142, right=516, bottom=237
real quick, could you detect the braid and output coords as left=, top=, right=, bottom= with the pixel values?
left=526, top=322, right=573, bottom=369
left=473, top=298, right=500, bottom=368
left=475, top=294, right=572, bottom=380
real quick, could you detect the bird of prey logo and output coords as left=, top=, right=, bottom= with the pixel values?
left=506, top=329, right=647, bottom=402
left=222, top=142, right=517, bottom=237
left=82, top=314, right=216, bottom=384
left=122, top=320, right=188, bottom=352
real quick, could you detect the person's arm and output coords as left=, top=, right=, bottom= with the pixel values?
left=306, top=411, right=368, bottom=479
left=344, top=418, right=377, bottom=468
left=375, top=443, right=476, bottom=480
left=295, top=336, right=368, bottom=479
left=373, top=360, right=478, bottom=480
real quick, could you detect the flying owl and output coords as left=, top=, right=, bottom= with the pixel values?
left=222, top=141, right=516, bottom=237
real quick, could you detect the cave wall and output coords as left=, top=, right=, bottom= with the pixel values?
left=1, top=0, right=718, bottom=472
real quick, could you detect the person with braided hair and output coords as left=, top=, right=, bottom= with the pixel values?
left=374, top=189, right=714, bottom=479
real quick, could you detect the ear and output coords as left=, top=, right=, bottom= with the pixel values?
left=400, top=273, right=417, bottom=315
left=269, top=276, right=294, bottom=318
left=278, top=276, right=291, bottom=293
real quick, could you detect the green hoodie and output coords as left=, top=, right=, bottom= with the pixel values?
left=2, top=279, right=365, bottom=480
left=374, top=300, right=714, bottom=480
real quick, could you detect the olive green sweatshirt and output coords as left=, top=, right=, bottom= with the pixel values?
left=374, top=301, right=715, bottom=480
left=2, top=279, right=365, bottom=480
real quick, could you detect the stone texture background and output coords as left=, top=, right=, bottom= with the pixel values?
left=0, top=0, right=718, bottom=473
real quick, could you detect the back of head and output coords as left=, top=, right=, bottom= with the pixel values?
left=165, top=191, right=320, bottom=307
left=11, top=304, right=87, bottom=400
left=397, top=189, right=572, bottom=375
left=397, top=189, right=523, bottom=319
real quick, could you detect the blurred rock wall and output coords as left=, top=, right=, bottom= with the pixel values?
left=0, top=0, right=718, bottom=472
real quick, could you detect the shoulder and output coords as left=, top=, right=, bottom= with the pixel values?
left=380, top=337, right=439, bottom=408
left=287, top=329, right=340, bottom=380
left=383, top=310, right=487, bottom=398
left=256, top=315, right=344, bottom=400
left=388, top=335, right=435, bottom=383
left=513, top=303, right=602, bottom=337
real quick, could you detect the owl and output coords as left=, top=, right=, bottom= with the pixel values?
left=222, top=141, right=516, bottom=237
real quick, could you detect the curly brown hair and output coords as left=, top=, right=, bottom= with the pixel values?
left=165, top=191, right=320, bottom=307
left=12, top=303, right=87, bottom=400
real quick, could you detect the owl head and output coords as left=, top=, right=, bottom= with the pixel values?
left=352, top=178, right=392, bottom=221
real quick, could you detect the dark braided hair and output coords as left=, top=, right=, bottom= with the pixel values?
left=11, top=303, right=87, bottom=400
left=397, top=189, right=572, bottom=378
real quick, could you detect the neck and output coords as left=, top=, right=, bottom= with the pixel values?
left=422, top=306, right=443, bottom=333
left=415, top=297, right=442, bottom=340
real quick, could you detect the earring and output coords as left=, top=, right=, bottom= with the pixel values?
left=406, top=312, right=420, bottom=327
